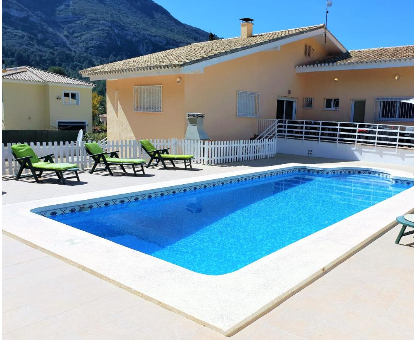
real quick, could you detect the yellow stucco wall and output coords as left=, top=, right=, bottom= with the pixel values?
left=106, top=75, right=185, bottom=140
left=296, top=66, right=414, bottom=124
left=105, top=36, right=414, bottom=141
left=2, top=81, right=93, bottom=131
left=48, top=85, right=93, bottom=132
left=2, top=82, right=49, bottom=129
left=107, top=37, right=327, bottom=141
left=184, top=37, right=328, bottom=140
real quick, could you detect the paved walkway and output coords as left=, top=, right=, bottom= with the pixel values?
left=3, top=154, right=414, bottom=205
left=2, top=156, right=414, bottom=339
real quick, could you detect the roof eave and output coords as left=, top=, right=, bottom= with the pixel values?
left=2, top=78, right=94, bottom=87
left=82, top=26, right=346, bottom=80
left=296, top=59, right=414, bottom=73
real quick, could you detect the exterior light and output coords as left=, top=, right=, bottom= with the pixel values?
left=56, top=95, right=61, bottom=100
left=395, top=74, right=400, bottom=80
left=288, top=90, right=291, bottom=95
left=176, top=77, right=182, bottom=84
left=334, top=77, right=339, bottom=82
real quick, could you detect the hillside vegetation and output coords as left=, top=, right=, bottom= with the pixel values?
left=2, top=0, right=209, bottom=80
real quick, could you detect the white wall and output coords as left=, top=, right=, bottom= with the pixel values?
left=277, top=139, right=414, bottom=166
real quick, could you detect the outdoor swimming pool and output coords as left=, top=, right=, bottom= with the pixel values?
left=47, top=171, right=412, bottom=275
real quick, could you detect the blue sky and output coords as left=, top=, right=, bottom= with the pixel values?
left=154, top=0, right=414, bottom=50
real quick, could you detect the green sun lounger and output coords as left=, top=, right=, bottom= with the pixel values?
left=395, top=215, right=414, bottom=244
left=10, top=144, right=80, bottom=184
left=84, top=142, right=146, bottom=176
left=139, top=139, right=194, bottom=169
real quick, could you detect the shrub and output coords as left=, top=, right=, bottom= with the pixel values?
left=82, top=131, right=107, bottom=142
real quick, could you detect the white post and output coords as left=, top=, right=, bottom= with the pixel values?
left=336, top=122, right=340, bottom=145
left=318, top=121, right=322, bottom=143
left=355, top=123, right=359, bottom=145
left=2, top=144, right=6, bottom=176
left=396, top=126, right=400, bottom=150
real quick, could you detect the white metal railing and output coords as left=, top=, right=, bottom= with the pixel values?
left=2, top=138, right=277, bottom=176
left=256, top=119, right=414, bottom=149
left=257, top=119, right=276, bottom=136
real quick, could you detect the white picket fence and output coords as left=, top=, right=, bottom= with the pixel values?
left=2, top=139, right=277, bottom=176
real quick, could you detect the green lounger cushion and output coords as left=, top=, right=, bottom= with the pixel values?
left=139, top=140, right=193, bottom=159
left=105, top=157, right=146, bottom=164
left=160, top=154, right=193, bottom=160
left=85, top=142, right=146, bottom=165
left=139, top=139, right=157, bottom=152
left=32, top=162, right=78, bottom=170
left=11, top=144, right=41, bottom=163
left=85, top=142, right=104, bottom=155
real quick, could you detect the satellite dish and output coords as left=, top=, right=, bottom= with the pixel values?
left=327, top=1, right=333, bottom=6
left=76, top=129, right=83, bottom=144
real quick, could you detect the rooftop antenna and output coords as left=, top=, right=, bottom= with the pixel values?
left=325, top=1, right=333, bottom=43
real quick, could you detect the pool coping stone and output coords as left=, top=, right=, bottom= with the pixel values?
left=3, top=163, right=414, bottom=336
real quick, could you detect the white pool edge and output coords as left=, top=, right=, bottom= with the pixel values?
left=3, top=163, right=414, bottom=336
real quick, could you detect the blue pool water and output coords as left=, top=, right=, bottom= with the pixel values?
left=50, top=173, right=411, bottom=275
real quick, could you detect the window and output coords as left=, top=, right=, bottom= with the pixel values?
left=57, top=120, right=87, bottom=131
left=133, top=85, right=162, bottom=112
left=303, top=97, right=313, bottom=108
left=114, top=90, right=119, bottom=115
left=324, top=98, right=339, bottom=110
left=304, top=44, right=313, bottom=57
left=237, top=91, right=260, bottom=117
left=375, top=97, right=414, bottom=122
left=63, top=91, right=80, bottom=105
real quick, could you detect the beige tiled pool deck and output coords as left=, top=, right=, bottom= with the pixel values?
left=2, top=154, right=414, bottom=340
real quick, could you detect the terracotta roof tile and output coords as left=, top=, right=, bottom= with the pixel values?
left=3, top=66, right=94, bottom=86
left=297, top=45, right=414, bottom=68
left=80, top=24, right=325, bottom=77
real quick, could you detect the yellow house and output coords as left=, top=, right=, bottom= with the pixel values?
left=80, top=21, right=414, bottom=141
left=2, top=66, right=94, bottom=132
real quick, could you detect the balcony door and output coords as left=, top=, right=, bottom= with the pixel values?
left=351, top=100, right=366, bottom=123
left=276, top=98, right=296, bottom=120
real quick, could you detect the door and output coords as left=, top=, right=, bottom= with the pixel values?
left=351, top=100, right=366, bottom=123
left=276, top=98, right=296, bottom=120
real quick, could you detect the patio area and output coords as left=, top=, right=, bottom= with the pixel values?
left=2, top=154, right=414, bottom=340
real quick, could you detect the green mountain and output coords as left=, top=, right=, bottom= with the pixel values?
left=2, top=0, right=209, bottom=80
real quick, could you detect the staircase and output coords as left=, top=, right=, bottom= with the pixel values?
left=255, top=120, right=278, bottom=139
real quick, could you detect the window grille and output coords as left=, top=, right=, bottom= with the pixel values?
left=133, top=85, right=162, bottom=112
left=303, top=97, right=313, bottom=108
left=375, top=97, right=414, bottom=121
left=324, top=98, right=339, bottom=110
left=237, top=91, right=260, bottom=117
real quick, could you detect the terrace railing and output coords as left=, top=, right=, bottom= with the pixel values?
left=257, top=119, right=414, bottom=149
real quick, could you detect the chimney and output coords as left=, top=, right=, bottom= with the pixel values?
left=240, top=18, right=254, bottom=38
left=185, top=113, right=210, bottom=140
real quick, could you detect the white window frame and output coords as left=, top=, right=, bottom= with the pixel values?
left=133, top=85, right=162, bottom=113
left=63, top=91, right=80, bottom=105
left=237, top=91, right=260, bottom=118
left=375, top=97, right=414, bottom=122
left=303, top=97, right=313, bottom=109
left=324, top=98, right=340, bottom=110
